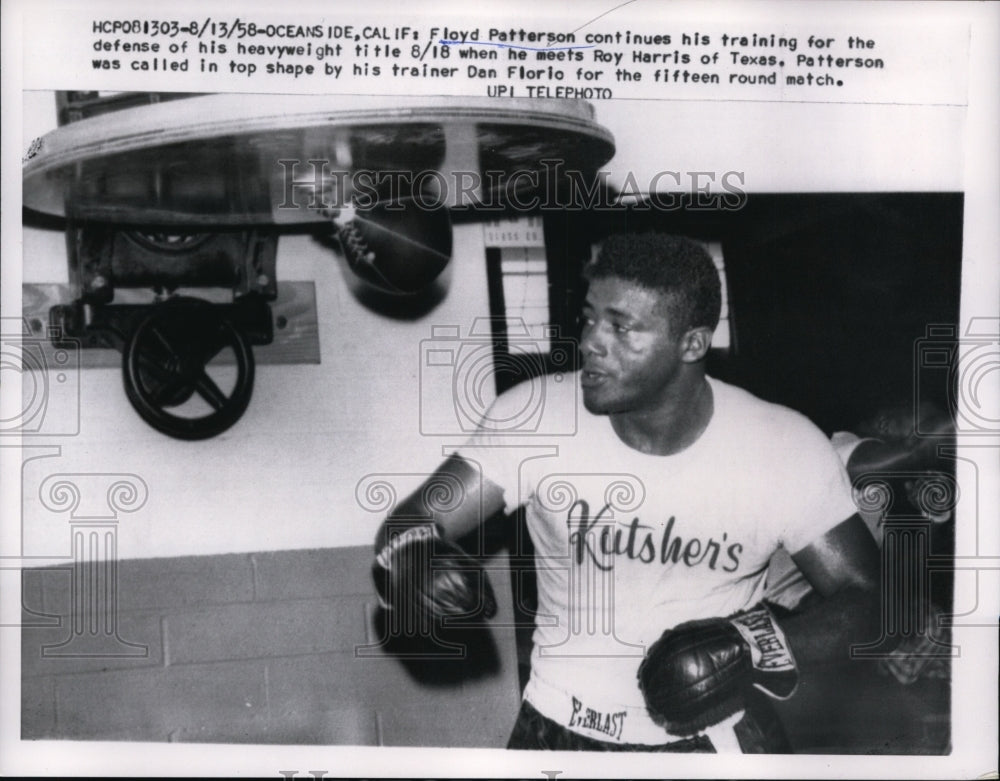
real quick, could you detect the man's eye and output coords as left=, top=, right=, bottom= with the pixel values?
left=613, top=322, right=631, bottom=333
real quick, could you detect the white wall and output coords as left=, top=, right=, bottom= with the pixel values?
left=20, top=214, right=492, bottom=558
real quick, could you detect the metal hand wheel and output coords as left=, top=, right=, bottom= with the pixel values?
left=122, top=298, right=255, bottom=440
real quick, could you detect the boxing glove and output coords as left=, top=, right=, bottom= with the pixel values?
left=372, top=523, right=497, bottom=624
left=637, top=604, right=798, bottom=736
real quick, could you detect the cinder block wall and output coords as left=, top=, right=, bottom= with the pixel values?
left=21, top=546, right=521, bottom=745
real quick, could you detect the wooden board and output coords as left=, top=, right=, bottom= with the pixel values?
left=22, top=281, right=320, bottom=368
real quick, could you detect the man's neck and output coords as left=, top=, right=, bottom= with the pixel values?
left=609, top=374, right=714, bottom=456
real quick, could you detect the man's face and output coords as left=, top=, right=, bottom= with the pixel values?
left=579, top=275, right=688, bottom=415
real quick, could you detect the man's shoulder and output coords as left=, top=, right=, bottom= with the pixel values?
left=475, top=370, right=580, bottom=437
left=492, top=369, right=579, bottom=408
left=710, top=377, right=831, bottom=448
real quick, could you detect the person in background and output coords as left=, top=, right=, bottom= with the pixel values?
left=766, top=400, right=956, bottom=684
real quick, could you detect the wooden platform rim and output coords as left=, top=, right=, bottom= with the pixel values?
left=23, top=93, right=613, bottom=182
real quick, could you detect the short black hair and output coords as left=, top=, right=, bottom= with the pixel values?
left=583, top=232, right=722, bottom=332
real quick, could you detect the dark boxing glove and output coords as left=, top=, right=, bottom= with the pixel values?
left=372, top=524, right=497, bottom=625
left=637, top=604, right=798, bottom=736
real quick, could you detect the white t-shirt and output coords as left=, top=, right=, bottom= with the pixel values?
left=765, top=431, right=882, bottom=611
left=458, top=372, right=857, bottom=745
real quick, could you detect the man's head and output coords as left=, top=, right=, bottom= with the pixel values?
left=583, top=233, right=722, bottom=336
left=579, top=233, right=721, bottom=416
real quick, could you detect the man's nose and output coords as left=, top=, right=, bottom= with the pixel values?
left=580, top=321, right=607, bottom=356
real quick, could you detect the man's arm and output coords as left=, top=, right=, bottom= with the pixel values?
left=371, top=453, right=508, bottom=621
left=781, top=512, right=882, bottom=666
left=845, top=437, right=945, bottom=481
left=638, top=513, right=882, bottom=735
left=374, top=453, right=507, bottom=550
left=845, top=400, right=955, bottom=480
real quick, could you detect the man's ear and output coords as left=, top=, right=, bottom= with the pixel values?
left=680, top=326, right=713, bottom=362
